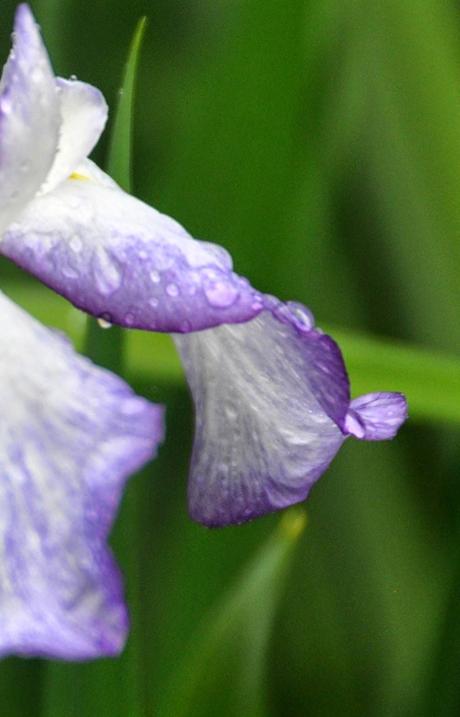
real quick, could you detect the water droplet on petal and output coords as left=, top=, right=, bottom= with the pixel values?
left=97, top=313, right=112, bottom=329
left=93, top=250, right=121, bottom=296
left=203, top=278, right=239, bottom=308
left=149, top=297, right=159, bottom=308
left=150, top=270, right=160, bottom=283
left=286, top=301, right=315, bottom=330
left=69, top=74, right=78, bottom=81
left=166, top=283, right=179, bottom=297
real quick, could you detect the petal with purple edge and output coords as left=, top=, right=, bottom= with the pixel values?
left=344, top=392, right=408, bottom=440
left=41, top=79, right=108, bottom=194
left=1, top=161, right=263, bottom=332
left=174, top=303, right=349, bottom=527
left=0, top=290, right=164, bottom=659
left=0, top=4, right=60, bottom=232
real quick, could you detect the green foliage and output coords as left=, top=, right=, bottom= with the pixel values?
left=157, top=510, right=306, bottom=717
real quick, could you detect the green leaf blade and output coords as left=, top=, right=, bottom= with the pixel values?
left=156, top=509, right=307, bottom=717
left=106, top=16, right=147, bottom=191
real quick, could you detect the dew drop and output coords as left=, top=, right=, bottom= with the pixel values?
left=149, top=269, right=160, bottom=283
left=286, top=301, right=315, bottom=330
left=166, top=282, right=179, bottom=297
left=149, top=297, right=159, bottom=308
left=97, top=314, right=112, bottom=329
left=203, top=280, right=239, bottom=308
left=93, top=250, right=122, bottom=296
left=69, top=74, right=78, bottom=81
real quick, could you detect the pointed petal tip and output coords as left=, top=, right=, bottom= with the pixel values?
left=15, top=3, right=34, bottom=27
left=14, top=4, right=42, bottom=51
left=345, top=391, right=408, bottom=441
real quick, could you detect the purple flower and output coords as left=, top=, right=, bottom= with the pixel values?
left=0, top=6, right=164, bottom=658
left=1, top=5, right=408, bottom=529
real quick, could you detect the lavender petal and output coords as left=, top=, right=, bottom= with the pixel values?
left=344, top=392, right=408, bottom=440
left=2, top=160, right=263, bottom=332
left=0, top=290, right=164, bottom=659
left=174, top=302, right=350, bottom=526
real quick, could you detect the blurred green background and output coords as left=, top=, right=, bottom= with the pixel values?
left=2, top=0, right=460, bottom=715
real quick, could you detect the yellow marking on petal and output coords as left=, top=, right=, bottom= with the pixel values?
left=69, top=172, right=90, bottom=181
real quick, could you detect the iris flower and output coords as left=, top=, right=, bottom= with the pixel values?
left=0, top=6, right=164, bottom=659
left=1, top=5, right=407, bottom=537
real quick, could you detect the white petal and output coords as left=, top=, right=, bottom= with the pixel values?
left=41, top=79, right=108, bottom=193
left=0, top=5, right=60, bottom=232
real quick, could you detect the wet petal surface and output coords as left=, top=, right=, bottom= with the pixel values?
left=1, top=162, right=263, bottom=332
left=0, top=4, right=60, bottom=232
left=344, top=392, right=408, bottom=440
left=174, top=303, right=349, bottom=526
left=0, top=290, right=164, bottom=659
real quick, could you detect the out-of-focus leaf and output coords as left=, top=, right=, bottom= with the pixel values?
left=0, top=660, right=44, bottom=717
left=362, top=0, right=460, bottom=353
left=6, top=282, right=460, bottom=425
left=421, top=555, right=460, bottom=717
left=156, top=509, right=306, bottom=717
left=42, top=18, right=148, bottom=717
left=106, top=16, right=147, bottom=190
left=84, top=15, right=146, bottom=367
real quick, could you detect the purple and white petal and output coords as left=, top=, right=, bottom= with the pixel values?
left=0, top=290, right=164, bottom=659
left=41, top=79, right=108, bottom=194
left=1, top=162, right=263, bottom=332
left=344, top=392, right=408, bottom=440
left=174, top=302, right=350, bottom=527
left=0, top=4, right=60, bottom=232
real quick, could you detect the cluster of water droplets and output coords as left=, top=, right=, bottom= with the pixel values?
left=272, top=300, right=315, bottom=333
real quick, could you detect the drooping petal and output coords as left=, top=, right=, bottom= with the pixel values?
left=344, top=392, right=408, bottom=440
left=174, top=302, right=350, bottom=526
left=0, top=290, right=164, bottom=659
left=41, top=79, right=108, bottom=194
left=0, top=4, right=60, bottom=232
left=1, top=161, right=263, bottom=332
